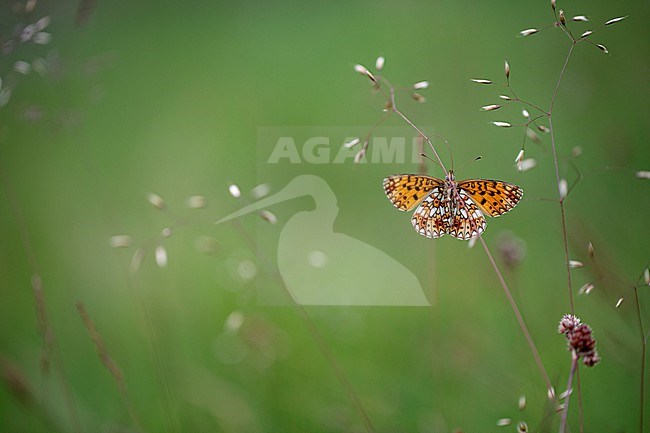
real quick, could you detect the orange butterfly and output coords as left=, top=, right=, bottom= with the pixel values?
left=383, top=171, right=523, bottom=240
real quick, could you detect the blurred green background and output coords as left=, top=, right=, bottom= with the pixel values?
left=1, top=0, right=648, bottom=432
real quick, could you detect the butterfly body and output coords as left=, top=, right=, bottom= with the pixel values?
left=383, top=171, right=523, bottom=240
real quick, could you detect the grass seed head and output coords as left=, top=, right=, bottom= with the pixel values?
left=578, top=283, right=595, bottom=295
left=481, top=104, right=501, bottom=111
left=411, top=92, right=426, bottom=103
left=412, top=81, right=429, bottom=90
left=259, top=210, right=277, bottom=225
left=615, top=297, right=624, bottom=308
left=375, top=56, right=385, bottom=71
left=228, top=184, right=242, bottom=198
left=571, top=146, right=583, bottom=158
left=526, top=128, right=541, bottom=143
left=187, top=195, right=206, bottom=209
left=605, top=16, right=627, bottom=26
left=251, top=183, right=271, bottom=199
left=587, top=242, right=595, bottom=259
left=354, top=148, right=366, bottom=164
left=517, top=158, right=537, bottom=172
left=596, top=44, right=609, bottom=54
left=558, top=179, right=568, bottom=199
left=109, top=235, right=132, bottom=248
left=147, top=192, right=166, bottom=210
left=354, top=64, right=376, bottom=82
left=569, top=260, right=583, bottom=269
left=344, top=137, right=360, bottom=149
left=155, top=245, right=168, bottom=267
left=514, top=149, right=524, bottom=164
left=131, top=248, right=145, bottom=272
left=547, top=386, right=556, bottom=400
left=33, top=32, right=51, bottom=44
left=14, top=61, right=31, bottom=75
left=519, top=28, right=539, bottom=37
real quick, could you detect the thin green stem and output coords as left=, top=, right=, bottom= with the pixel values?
left=549, top=43, right=575, bottom=115
left=634, top=286, right=646, bottom=433
left=547, top=39, right=580, bottom=432
left=387, top=87, right=448, bottom=175
left=559, top=354, right=579, bottom=433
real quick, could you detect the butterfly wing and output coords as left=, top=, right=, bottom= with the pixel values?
left=447, top=189, right=487, bottom=240
left=411, top=187, right=450, bottom=238
left=383, top=174, right=444, bottom=211
left=458, top=179, right=523, bottom=217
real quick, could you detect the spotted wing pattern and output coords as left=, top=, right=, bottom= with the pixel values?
left=411, top=187, right=449, bottom=238
left=447, top=189, right=487, bottom=240
left=384, top=174, right=522, bottom=240
left=410, top=188, right=487, bottom=239
left=458, top=179, right=523, bottom=217
left=383, top=174, right=443, bottom=211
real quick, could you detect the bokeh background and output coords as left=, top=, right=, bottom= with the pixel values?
left=1, top=0, right=648, bottom=432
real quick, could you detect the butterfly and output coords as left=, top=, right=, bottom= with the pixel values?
left=383, top=171, right=523, bottom=240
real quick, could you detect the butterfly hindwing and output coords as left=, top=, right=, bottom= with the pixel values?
left=447, top=189, right=487, bottom=240
left=458, top=179, right=523, bottom=217
left=411, top=187, right=450, bottom=238
left=383, top=174, right=444, bottom=211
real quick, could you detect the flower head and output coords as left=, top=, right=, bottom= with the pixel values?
left=558, top=315, right=600, bottom=367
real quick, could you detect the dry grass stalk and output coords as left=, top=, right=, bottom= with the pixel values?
left=76, top=302, right=144, bottom=432
left=76, top=302, right=125, bottom=387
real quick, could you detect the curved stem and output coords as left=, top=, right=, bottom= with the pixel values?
left=546, top=40, right=580, bottom=431
left=549, top=43, right=575, bottom=115
left=388, top=88, right=448, bottom=176
left=547, top=44, right=576, bottom=314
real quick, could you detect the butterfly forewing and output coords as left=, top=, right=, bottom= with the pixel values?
left=458, top=179, right=523, bottom=217
left=383, top=174, right=443, bottom=211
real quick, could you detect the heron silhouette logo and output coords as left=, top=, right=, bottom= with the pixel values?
left=216, top=175, right=429, bottom=306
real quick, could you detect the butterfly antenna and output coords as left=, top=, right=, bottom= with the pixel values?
left=456, top=156, right=483, bottom=172
left=419, top=153, right=444, bottom=171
